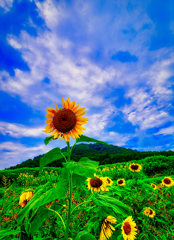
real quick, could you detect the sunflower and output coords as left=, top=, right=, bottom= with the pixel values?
left=121, top=216, right=137, bottom=240
left=150, top=183, right=157, bottom=190
left=19, top=191, right=34, bottom=208
left=144, top=208, right=155, bottom=218
left=162, top=176, right=174, bottom=187
left=86, top=173, right=109, bottom=193
left=129, top=163, right=142, bottom=172
left=117, top=178, right=126, bottom=186
left=103, top=177, right=114, bottom=186
left=43, top=97, right=88, bottom=143
left=99, top=216, right=117, bottom=240
left=143, top=208, right=150, bottom=216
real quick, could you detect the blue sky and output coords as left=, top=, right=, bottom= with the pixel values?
left=0, top=0, right=174, bottom=170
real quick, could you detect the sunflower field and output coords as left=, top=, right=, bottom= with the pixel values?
left=0, top=97, right=174, bottom=240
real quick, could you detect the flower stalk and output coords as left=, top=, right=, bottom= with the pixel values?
left=64, top=141, right=73, bottom=239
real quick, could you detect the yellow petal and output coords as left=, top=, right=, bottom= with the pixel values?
left=71, top=129, right=79, bottom=138
left=72, top=103, right=81, bottom=111
left=67, top=132, right=71, bottom=142
left=46, top=108, right=57, bottom=115
left=45, top=114, right=53, bottom=119
left=63, top=133, right=68, bottom=143
left=67, top=97, right=71, bottom=108
left=64, top=100, right=69, bottom=108
left=61, top=96, right=65, bottom=108
left=76, top=121, right=88, bottom=125
left=53, top=131, right=59, bottom=139
left=45, top=120, right=53, bottom=124
left=55, top=100, right=59, bottom=111
left=71, top=101, right=76, bottom=109
left=74, top=107, right=86, bottom=114
left=75, top=125, right=86, bottom=131
left=70, top=131, right=75, bottom=140
left=77, top=111, right=87, bottom=117
left=50, top=130, right=58, bottom=136
left=78, top=117, right=88, bottom=121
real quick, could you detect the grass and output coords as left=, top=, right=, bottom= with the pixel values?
left=0, top=161, right=174, bottom=240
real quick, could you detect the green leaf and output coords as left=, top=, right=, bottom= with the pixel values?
left=75, top=230, right=97, bottom=240
left=62, top=157, right=99, bottom=178
left=44, top=136, right=55, bottom=145
left=40, top=147, right=67, bottom=172
left=0, top=229, right=21, bottom=240
left=17, top=168, right=69, bottom=224
left=30, top=203, right=62, bottom=237
left=76, top=135, right=109, bottom=145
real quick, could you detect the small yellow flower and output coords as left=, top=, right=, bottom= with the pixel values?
left=121, top=216, right=137, bottom=240
left=143, top=208, right=155, bottom=218
left=162, top=176, right=174, bottom=187
left=19, top=191, right=34, bottom=208
left=86, top=173, right=109, bottom=193
left=117, top=178, right=126, bottom=186
left=129, top=163, right=142, bottom=172
left=103, top=177, right=114, bottom=186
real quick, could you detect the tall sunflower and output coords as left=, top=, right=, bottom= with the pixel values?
left=129, top=163, right=142, bottom=172
left=99, top=216, right=117, bottom=240
left=19, top=191, right=34, bottom=208
left=121, top=216, right=137, bottom=240
left=43, top=97, right=88, bottom=143
left=162, top=177, right=174, bottom=187
left=86, top=173, right=109, bottom=192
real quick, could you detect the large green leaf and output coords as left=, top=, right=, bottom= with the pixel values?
left=30, top=203, right=62, bottom=237
left=92, top=194, right=132, bottom=218
left=17, top=168, right=69, bottom=224
left=62, top=157, right=99, bottom=178
left=44, top=136, right=55, bottom=145
left=75, top=230, right=97, bottom=240
left=76, top=135, right=109, bottom=145
left=40, top=147, right=67, bottom=172
left=0, top=229, right=21, bottom=240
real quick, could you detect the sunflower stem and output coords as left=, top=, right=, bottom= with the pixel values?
left=64, top=141, right=72, bottom=239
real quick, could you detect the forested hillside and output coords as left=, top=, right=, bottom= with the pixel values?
left=5, top=143, right=174, bottom=170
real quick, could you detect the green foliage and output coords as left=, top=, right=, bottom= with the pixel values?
left=75, top=230, right=97, bottom=240
left=62, top=157, right=99, bottom=178
left=0, top=229, right=21, bottom=240
left=40, top=147, right=68, bottom=172
left=44, top=136, right=55, bottom=145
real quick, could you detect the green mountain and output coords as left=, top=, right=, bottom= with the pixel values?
left=5, top=143, right=174, bottom=170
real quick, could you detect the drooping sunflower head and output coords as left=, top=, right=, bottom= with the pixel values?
left=117, top=178, right=126, bottom=186
left=99, top=216, right=117, bottom=240
left=129, top=163, right=142, bottom=172
left=19, top=191, right=34, bottom=208
left=103, top=177, right=114, bottom=186
left=121, top=216, right=137, bottom=240
left=162, top=176, right=174, bottom=187
left=43, top=97, right=88, bottom=143
left=86, top=173, right=109, bottom=193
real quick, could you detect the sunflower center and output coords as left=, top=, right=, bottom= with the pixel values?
left=90, top=177, right=103, bottom=188
left=149, top=209, right=153, bottom=215
left=164, top=178, right=171, bottom=184
left=131, top=164, right=138, bottom=170
left=118, top=180, right=123, bottom=184
left=53, top=109, right=76, bottom=133
left=123, top=222, right=131, bottom=235
left=107, top=178, right=110, bottom=183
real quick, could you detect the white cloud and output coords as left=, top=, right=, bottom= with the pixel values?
left=155, top=126, right=174, bottom=135
left=0, top=122, right=45, bottom=138
left=0, top=0, right=13, bottom=13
